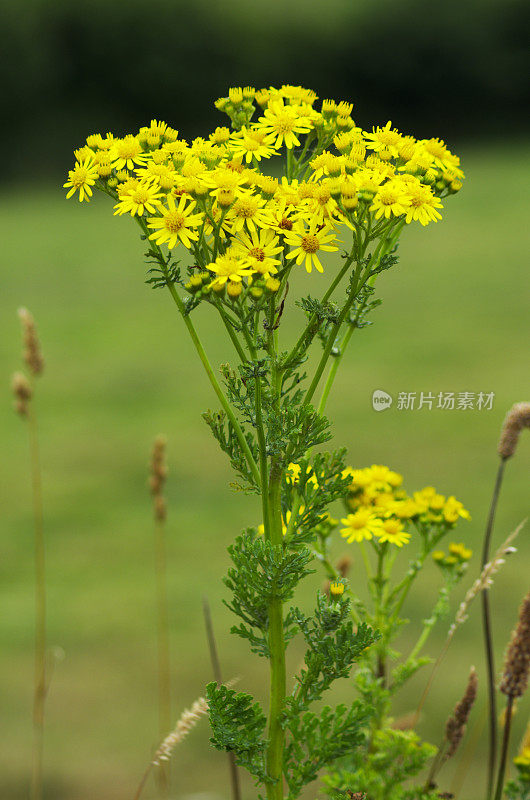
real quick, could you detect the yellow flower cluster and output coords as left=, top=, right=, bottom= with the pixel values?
left=432, top=542, right=473, bottom=568
left=340, top=465, right=471, bottom=548
left=64, top=84, right=464, bottom=297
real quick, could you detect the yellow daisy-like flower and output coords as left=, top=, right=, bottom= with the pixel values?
left=147, top=194, right=204, bottom=250
left=205, top=167, right=249, bottom=200
left=375, top=518, right=411, bottom=547
left=367, top=464, right=403, bottom=491
left=364, top=121, right=403, bottom=159
left=340, top=509, right=383, bottom=543
left=135, top=161, right=178, bottom=189
left=228, top=127, right=278, bottom=163
left=420, top=137, right=456, bottom=170
left=443, top=496, right=471, bottom=524
left=387, top=498, right=422, bottom=520
left=63, top=158, right=99, bottom=202
left=284, top=218, right=339, bottom=274
left=207, top=252, right=254, bottom=288
left=277, top=85, right=318, bottom=106
left=226, top=192, right=269, bottom=234
left=231, top=229, right=283, bottom=276
left=343, top=467, right=373, bottom=490
left=113, top=181, right=164, bottom=217
left=405, top=182, right=443, bottom=226
left=371, top=181, right=410, bottom=220
left=111, top=135, right=146, bottom=170
left=256, top=100, right=312, bottom=149
left=209, top=126, right=231, bottom=145
left=448, top=542, right=473, bottom=561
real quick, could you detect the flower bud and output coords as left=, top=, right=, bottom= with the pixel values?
left=217, top=189, right=235, bottom=208
left=329, top=580, right=345, bottom=601
left=265, top=277, right=280, bottom=292
left=227, top=281, right=242, bottom=299
left=342, top=195, right=359, bottom=211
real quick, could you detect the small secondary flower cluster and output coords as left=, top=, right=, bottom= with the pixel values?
left=339, top=464, right=471, bottom=549
left=64, top=84, right=464, bottom=301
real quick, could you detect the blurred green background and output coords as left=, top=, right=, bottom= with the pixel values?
left=1, top=1, right=529, bottom=799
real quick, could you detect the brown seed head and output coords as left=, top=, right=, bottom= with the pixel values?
left=11, top=371, right=32, bottom=416
left=498, top=402, right=530, bottom=460
left=445, top=666, right=478, bottom=759
left=18, top=308, right=44, bottom=376
left=500, top=590, right=530, bottom=698
left=336, top=554, right=352, bottom=578
left=149, top=435, right=168, bottom=520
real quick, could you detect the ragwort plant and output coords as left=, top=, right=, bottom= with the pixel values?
left=64, top=85, right=474, bottom=798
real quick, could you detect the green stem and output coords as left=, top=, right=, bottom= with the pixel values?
left=217, top=304, right=248, bottom=363
left=283, top=253, right=355, bottom=371
left=264, top=304, right=286, bottom=799
left=317, top=270, right=378, bottom=415
left=425, top=740, right=447, bottom=791
left=304, top=263, right=368, bottom=407
left=135, top=221, right=259, bottom=484
left=359, top=541, right=374, bottom=580
left=165, top=279, right=260, bottom=484
left=254, top=369, right=271, bottom=541
left=266, top=462, right=286, bottom=800
left=493, top=695, right=514, bottom=800
left=408, top=615, right=438, bottom=662
left=316, top=320, right=355, bottom=415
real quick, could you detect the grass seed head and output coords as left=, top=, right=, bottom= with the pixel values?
left=498, top=402, right=530, bottom=459
left=445, top=666, right=478, bottom=758
left=18, top=307, right=44, bottom=376
left=500, top=590, right=530, bottom=698
left=11, top=371, right=32, bottom=416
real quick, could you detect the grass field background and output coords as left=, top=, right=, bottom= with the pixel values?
left=1, top=143, right=529, bottom=799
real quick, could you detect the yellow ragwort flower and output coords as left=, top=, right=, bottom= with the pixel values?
left=340, top=509, right=383, bottom=543
left=63, top=158, right=99, bottom=202
left=284, top=218, right=339, bottom=274
left=147, top=194, right=204, bottom=249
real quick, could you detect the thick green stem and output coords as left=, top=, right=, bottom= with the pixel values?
left=266, top=462, right=286, bottom=799
left=264, top=301, right=286, bottom=799
left=254, top=370, right=271, bottom=541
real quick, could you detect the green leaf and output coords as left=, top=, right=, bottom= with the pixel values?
left=207, top=682, right=269, bottom=784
